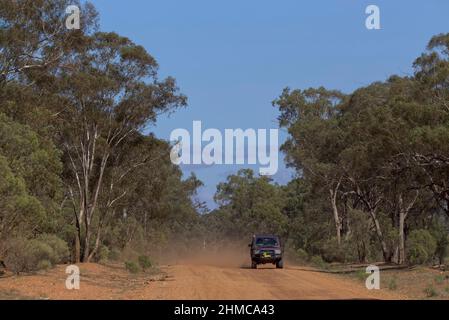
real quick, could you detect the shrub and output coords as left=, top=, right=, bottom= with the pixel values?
left=388, top=277, right=398, bottom=290
left=318, top=238, right=357, bottom=263
left=35, top=234, right=69, bottom=264
left=4, top=235, right=69, bottom=273
left=29, top=240, right=54, bottom=264
left=98, top=246, right=110, bottom=262
left=124, top=261, right=139, bottom=274
left=319, top=238, right=345, bottom=263
left=355, top=269, right=367, bottom=282
left=424, top=284, right=438, bottom=298
left=295, top=248, right=309, bottom=262
left=109, top=248, right=121, bottom=261
left=406, top=230, right=437, bottom=265
left=5, top=237, right=52, bottom=273
left=435, top=274, right=445, bottom=285
left=138, top=255, right=152, bottom=270
left=431, top=221, right=449, bottom=265
left=4, top=239, right=28, bottom=273
left=310, top=255, right=327, bottom=269
left=37, top=260, right=52, bottom=270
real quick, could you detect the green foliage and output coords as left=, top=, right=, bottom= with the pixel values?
left=109, top=248, right=121, bottom=261
left=430, top=219, right=449, bottom=265
left=0, top=113, right=62, bottom=210
left=0, top=155, right=46, bottom=241
left=1, top=1, right=449, bottom=271
left=434, top=274, right=445, bottom=285
left=138, top=255, right=153, bottom=270
left=346, top=209, right=375, bottom=263
left=210, top=169, right=288, bottom=239
left=4, top=237, right=66, bottom=273
left=310, top=255, right=327, bottom=270
left=424, top=284, right=438, bottom=298
left=388, top=277, right=398, bottom=290
left=406, top=230, right=437, bottom=265
left=124, top=261, right=140, bottom=274
left=355, top=269, right=367, bottom=282
left=35, top=234, right=69, bottom=264
left=97, top=246, right=110, bottom=262
left=4, top=234, right=69, bottom=273
left=271, top=33, right=449, bottom=265
left=0, top=112, right=63, bottom=257
left=295, top=248, right=309, bottom=262
left=318, top=238, right=348, bottom=263
left=0, top=0, right=190, bottom=265
left=26, top=241, right=54, bottom=267
left=37, top=260, right=52, bottom=271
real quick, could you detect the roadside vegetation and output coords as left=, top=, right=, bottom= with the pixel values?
left=0, top=0, right=201, bottom=274
left=341, top=267, right=449, bottom=299
left=202, top=33, right=449, bottom=268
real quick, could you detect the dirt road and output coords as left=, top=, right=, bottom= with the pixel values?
left=139, top=264, right=401, bottom=300
left=0, top=262, right=402, bottom=300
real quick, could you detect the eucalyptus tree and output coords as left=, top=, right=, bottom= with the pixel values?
left=214, top=169, right=288, bottom=238
left=0, top=113, right=62, bottom=254
left=411, top=33, right=449, bottom=217
left=56, top=31, right=186, bottom=261
left=0, top=0, right=97, bottom=85
left=274, top=87, right=347, bottom=245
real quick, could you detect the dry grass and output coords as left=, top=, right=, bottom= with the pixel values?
left=343, top=266, right=449, bottom=299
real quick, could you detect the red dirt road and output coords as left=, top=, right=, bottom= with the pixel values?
left=0, top=262, right=403, bottom=300
left=139, top=264, right=402, bottom=300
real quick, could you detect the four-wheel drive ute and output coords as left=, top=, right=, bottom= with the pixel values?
left=249, top=234, right=283, bottom=269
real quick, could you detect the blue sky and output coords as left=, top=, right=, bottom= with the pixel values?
left=90, top=0, right=449, bottom=209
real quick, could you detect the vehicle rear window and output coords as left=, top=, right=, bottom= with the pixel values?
left=255, top=237, right=278, bottom=247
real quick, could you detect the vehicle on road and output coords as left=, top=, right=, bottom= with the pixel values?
left=248, top=234, right=283, bottom=269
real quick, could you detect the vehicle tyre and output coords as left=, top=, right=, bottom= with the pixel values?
left=276, top=259, right=284, bottom=269
left=251, top=261, right=257, bottom=269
